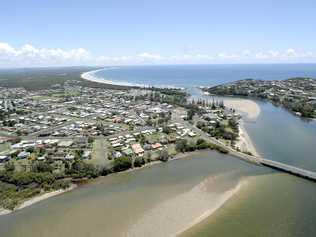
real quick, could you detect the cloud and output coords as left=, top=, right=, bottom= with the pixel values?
left=0, top=42, right=91, bottom=67
left=138, top=53, right=164, bottom=60
left=0, top=42, right=316, bottom=67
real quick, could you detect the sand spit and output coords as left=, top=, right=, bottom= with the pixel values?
left=125, top=174, right=246, bottom=237
left=224, top=98, right=260, bottom=120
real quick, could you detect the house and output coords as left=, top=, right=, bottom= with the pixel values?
left=0, top=155, right=9, bottom=163
left=151, top=143, right=162, bottom=149
left=65, top=153, right=75, bottom=160
left=188, top=131, right=197, bottom=137
left=131, top=143, right=144, bottom=156
left=122, top=148, right=133, bottom=156
left=17, top=151, right=30, bottom=159
left=37, top=156, right=46, bottom=161
left=83, top=150, right=91, bottom=159
left=58, top=140, right=74, bottom=148
left=113, top=151, right=122, bottom=159
left=112, top=142, right=123, bottom=148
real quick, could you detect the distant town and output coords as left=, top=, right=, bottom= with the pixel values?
left=0, top=72, right=248, bottom=211
left=204, top=78, right=316, bottom=118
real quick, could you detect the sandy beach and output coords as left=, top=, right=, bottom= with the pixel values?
left=236, top=121, right=260, bottom=157
left=222, top=97, right=261, bottom=156
left=0, top=184, right=77, bottom=216
left=81, top=68, right=184, bottom=89
left=224, top=98, right=261, bottom=121
left=80, top=68, right=135, bottom=86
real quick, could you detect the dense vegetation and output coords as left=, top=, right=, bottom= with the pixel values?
left=175, top=138, right=228, bottom=154
left=196, top=118, right=239, bottom=143
left=0, top=67, right=131, bottom=91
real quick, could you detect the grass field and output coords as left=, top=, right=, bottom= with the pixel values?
left=88, top=138, right=110, bottom=167
left=0, top=143, right=10, bottom=153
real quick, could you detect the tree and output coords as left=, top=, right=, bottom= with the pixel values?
left=32, top=161, right=54, bottom=173
left=70, top=160, right=99, bottom=178
left=187, top=109, right=195, bottom=120
left=74, top=149, right=84, bottom=159
left=196, top=138, right=209, bottom=149
left=159, top=150, right=169, bottom=162
left=162, top=126, right=172, bottom=134
left=175, top=139, right=188, bottom=152
left=134, top=157, right=145, bottom=167
left=88, top=136, right=94, bottom=144
left=112, top=157, right=132, bottom=172
left=228, top=118, right=239, bottom=131
left=196, top=121, right=206, bottom=129
left=4, top=161, right=15, bottom=172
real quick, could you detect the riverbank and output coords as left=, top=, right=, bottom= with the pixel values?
left=236, top=121, right=260, bottom=157
left=0, top=150, right=215, bottom=217
left=219, top=97, right=260, bottom=156
left=0, top=184, right=77, bottom=216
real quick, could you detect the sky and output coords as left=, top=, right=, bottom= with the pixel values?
left=1, top=0, right=316, bottom=67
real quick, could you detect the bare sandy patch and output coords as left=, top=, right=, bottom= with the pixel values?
left=125, top=174, right=246, bottom=237
left=224, top=98, right=260, bottom=120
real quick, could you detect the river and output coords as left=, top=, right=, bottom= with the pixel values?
left=0, top=151, right=265, bottom=237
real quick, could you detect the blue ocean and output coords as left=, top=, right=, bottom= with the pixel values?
left=94, top=64, right=316, bottom=88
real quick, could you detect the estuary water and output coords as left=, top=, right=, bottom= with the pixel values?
left=0, top=151, right=265, bottom=237
left=1, top=64, right=316, bottom=236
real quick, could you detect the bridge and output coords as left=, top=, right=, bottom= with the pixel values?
left=188, top=122, right=316, bottom=182
left=259, top=158, right=316, bottom=181
left=227, top=150, right=316, bottom=182
left=223, top=146, right=316, bottom=182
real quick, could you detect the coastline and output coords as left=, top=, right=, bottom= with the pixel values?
left=0, top=184, right=77, bottom=216
left=81, top=68, right=143, bottom=87
left=81, top=68, right=184, bottom=89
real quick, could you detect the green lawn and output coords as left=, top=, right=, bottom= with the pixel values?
left=0, top=143, right=10, bottom=153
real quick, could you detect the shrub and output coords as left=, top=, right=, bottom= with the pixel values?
left=159, top=150, right=169, bottom=162
left=134, top=157, right=145, bottom=167
left=112, top=157, right=132, bottom=172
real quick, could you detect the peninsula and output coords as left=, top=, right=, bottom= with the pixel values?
left=203, top=78, right=316, bottom=118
